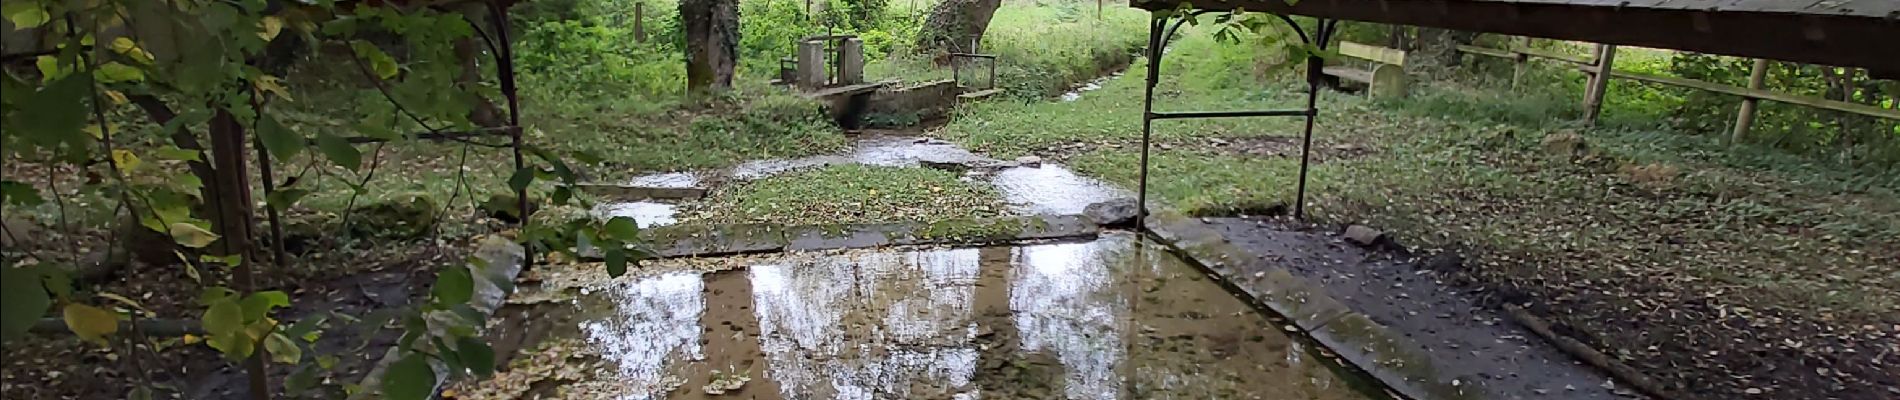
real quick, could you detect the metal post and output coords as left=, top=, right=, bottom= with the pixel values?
left=1136, top=17, right=1164, bottom=229
left=1582, top=43, right=1617, bottom=126
left=1294, top=21, right=1331, bottom=221
left=1731, top=59, right=1770, bottom=145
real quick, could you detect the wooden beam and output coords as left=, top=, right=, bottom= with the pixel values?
left=1581, top=44, right=1617, bottom=125
left=1599, top=67, right=1900, bottom=120
left=1129, top=0, right=1900, bottom=75
left=1338, top=41, right=1405, bottom=66
left=1731, top=59, right=1771, bottom=145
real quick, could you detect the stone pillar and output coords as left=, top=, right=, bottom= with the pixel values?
left=796, top=40, right=827, bottom=89
left=838, top=38, right=865, bottom=85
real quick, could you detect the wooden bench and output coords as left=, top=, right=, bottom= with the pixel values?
left=1320, top=41, right=1409, bottom=99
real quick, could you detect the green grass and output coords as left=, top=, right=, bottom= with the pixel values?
left=936, top=31, right=1313, bottom=158
left=938, top=27, right=1900, bottom=326
left=679, top=164, right=1006, bottom=225
left=865, top=2, right=1148, bottom=98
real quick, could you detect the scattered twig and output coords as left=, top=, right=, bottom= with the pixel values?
left=336, top=143, right=390, bottom=240
left=1504, top=304, right=1678, bottom=400
left=347, top=48, right=445, bottom=134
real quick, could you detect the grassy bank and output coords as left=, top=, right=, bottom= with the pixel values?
left=938, top=26, right=1900, bottom=399
left=679, top=164, right=1005, bottom=225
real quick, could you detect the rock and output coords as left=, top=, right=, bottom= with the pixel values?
left=1083, top=199, right=1140, bottom=227
left=1540, top=130, right=1589, bottom=161
left=1342, top=224, right=1384, bottom=246
left=1014, top=155, right=1042, bottom=168
left=355, top=194, right=439, bottom=238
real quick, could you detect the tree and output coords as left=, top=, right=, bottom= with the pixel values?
left=914, top=0, right=1001, bottom=62
left=682, top=0, right=739, bottom=91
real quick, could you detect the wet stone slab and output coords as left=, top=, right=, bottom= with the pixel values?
left=462, top=233, right=1378, bottom=400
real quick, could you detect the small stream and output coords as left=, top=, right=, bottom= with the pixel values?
left=475, top=233, right=1375, bottom=399
left=596, top=135, right=1131, bottom=226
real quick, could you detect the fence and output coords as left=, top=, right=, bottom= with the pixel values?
left=1455, top=40, right=1900, bottom=143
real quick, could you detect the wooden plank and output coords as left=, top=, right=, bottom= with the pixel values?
left=1511, top=46, right=1593, bottom=66
left=571, top=183, right=709, bottom=200
left=1337, top=41, right=1406, bottom=66
left=1456, top=44, right=1515, bottom=59
left=1321, top=66, right=1375, bottom=83
left=1127, top=0, right=1900, bottom=76
left=1602, top=68, right=1900, bottom=120
left=801, top=81, right=892, bottom=98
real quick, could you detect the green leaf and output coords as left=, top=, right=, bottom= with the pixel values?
left=603, top=217, right=640, bottom=242
left=0, top=266, right=51, bottom=339
left=350, top=41, right=399, bottom=80
left=283, top=316, right=326, bottom=343
left=266, top=189, right=311, bottom=212
left=240, top=291, right=290, bottom=321
left=202, top=298, right=244, bottom=336
left=315, top=133, right=361, bottom=171
left=432, top=266, right=473, bottom=305
left=63, top=303, right=119, bottom=345
left=382, top=354, right=437, bottom=400
left=456, top=336, right=495, bottom=376
left=605, top=249, right=628, bottom=278
left=0, top=180, right=44, bottom=206
left=264, top=332, right=302, bottom=364
left=2, top=1, right=49, bottom=28
left=507, top=167, right=534, bottom=193
left=198, top=287, right=238, bottom=305
left=257, top=114, right=304, bottom=161
left=169, top=222, right=220, bottom=248
left=152, top=146, right=203, bottom=161
left=206, top=327, right=255, bottom=360
left=94, top=62, right=145, bottom=83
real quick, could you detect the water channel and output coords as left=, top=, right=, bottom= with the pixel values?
left=468, top=233, right=1381, bottom=399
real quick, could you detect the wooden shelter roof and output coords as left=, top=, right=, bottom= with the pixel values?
left=1130, top=0, right=1900, bottom=76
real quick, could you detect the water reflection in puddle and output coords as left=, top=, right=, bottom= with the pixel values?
left=595, top=202, right=679, bottom=228
left=483, top=234, right=1369, bottom=399
left=992, top=165, right=1132, bottom=215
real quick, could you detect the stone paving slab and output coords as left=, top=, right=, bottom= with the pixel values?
left=1141, top=208, right=1484, bottom=400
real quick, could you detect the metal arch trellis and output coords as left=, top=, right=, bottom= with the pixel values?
left=1134, top=11, right=1338, bottom=226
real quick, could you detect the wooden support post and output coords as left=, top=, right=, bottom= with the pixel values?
left=796, top=40, right=827, bottom=89
left=633, top=2, right=646, bottom=43
left=1510, top=36, right=1531, bottom=89
left=1582, top=44, right=1617, bottom=126
left=1731, top=59, right=1770, bottom=145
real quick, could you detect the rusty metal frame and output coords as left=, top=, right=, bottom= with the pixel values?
left=949, top=52, right=999, bottom=90
left=1136, top=12, right=1337, bottom=225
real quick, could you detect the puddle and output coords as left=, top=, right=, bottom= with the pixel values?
left=595, top=202, right=679, bottom=228
left=992, top=164, right=1132, bottom=215
left=629, top=172, right=703, bottom=188
left=469, top=234, right=1373, bottom=399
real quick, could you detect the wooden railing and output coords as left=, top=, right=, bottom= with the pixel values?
left=1456, top=41, right=1899, bottom=142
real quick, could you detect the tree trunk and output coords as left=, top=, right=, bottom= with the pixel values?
left=682, top=0, right=739, bottom=91
left=915, top=0, right=1002, bottom=62
left=1408, top=28, right=1476, bottom=76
